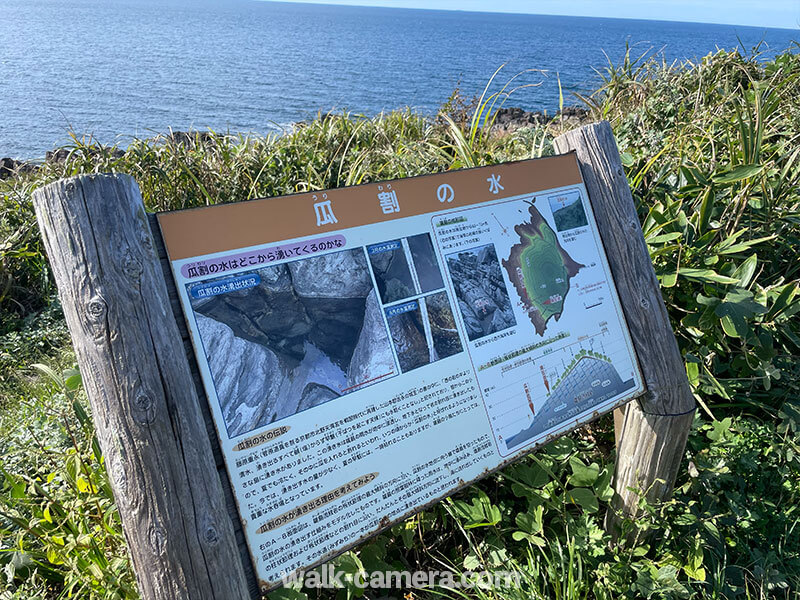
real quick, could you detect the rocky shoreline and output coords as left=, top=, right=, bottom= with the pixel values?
left=489, top=105, right=592, bottom=136
left=0, top=106, right=592, bottom=180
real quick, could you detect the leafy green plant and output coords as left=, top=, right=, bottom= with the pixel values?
left=0, top=364, right=136, bottom=599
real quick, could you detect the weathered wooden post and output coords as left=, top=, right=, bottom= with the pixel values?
left=554, top=122, right=696, bottom=529
left=32, top=175, right=254, bottom=600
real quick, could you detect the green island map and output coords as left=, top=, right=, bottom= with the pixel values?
left=502, top=203, right=584, bottom=335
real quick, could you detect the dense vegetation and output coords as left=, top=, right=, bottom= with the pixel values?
left=2, top=46, right=800, bottom=599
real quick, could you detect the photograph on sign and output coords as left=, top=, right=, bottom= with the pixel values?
left=157, top=154, right=644, bottom=589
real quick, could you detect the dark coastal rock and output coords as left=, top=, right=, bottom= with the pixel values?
left=491, top=105, right=592, bottom=136
left=44, top=146, right=124, bottom=164
left=166, top=130, right=218, bottom=146
left=45, top=149, right=71, bottom=163
left=0, top=157, right=37, bottom=179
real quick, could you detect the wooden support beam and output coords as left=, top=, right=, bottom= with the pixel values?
left=33, top=174, right=254, bottom=600
left=554, top=122, right=696, bottom=531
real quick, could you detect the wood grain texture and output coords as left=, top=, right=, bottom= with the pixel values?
left=554, top=122, right=695, bottom=522
left=33, top=174, right=254, bottom=600
left=613, top=403, right=695, bottom=510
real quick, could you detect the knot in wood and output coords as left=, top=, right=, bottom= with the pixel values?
left=202, top=523, right=219, bottom=546
left=132, top=392, right=156, bottom=424
left=86, top=296, right=107, bottom=321
left=138, top=227, right=155, bottom=258
left=65, top=181, right=76, bottom=195
left=639, top=297, right=650, bottom=310
left=122, top=250, right=143, bottom=280
left=617, top=168, right=624, bottom=177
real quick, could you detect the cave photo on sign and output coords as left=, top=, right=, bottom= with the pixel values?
left=188, top=248, right=397, bottom=438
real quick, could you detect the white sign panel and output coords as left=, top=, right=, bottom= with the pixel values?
left=157, top=156, right=644, bottom=590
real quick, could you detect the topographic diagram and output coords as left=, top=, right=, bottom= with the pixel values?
left=502, top=203, right=584, bottom=335
left=504, top=349, right=637, bottom=450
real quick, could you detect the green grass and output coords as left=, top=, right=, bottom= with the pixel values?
left=2, top=47, right=800, bottom=599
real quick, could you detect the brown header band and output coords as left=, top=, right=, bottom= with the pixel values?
left=157, top=153, right=582, bottom=261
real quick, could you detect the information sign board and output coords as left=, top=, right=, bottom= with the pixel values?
left=157, top=154, right=644, bottom=589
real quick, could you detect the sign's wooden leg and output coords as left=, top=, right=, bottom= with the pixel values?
left=33, top=175, right=255, bottom=600
left=554, top=123, right=696, bottom=537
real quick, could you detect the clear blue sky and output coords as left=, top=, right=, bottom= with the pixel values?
left=268, top=0, right=800, bottom=30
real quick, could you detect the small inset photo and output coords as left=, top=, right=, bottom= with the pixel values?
left=547, top=190, right=588, bottom=231
left=385, top=292, right=463, bottom=373
left=407, top=233, right=445, bottom=293
left=446, top=243, right=516, bottom=341
left=367, top=240, right=416, bottom=304
left=424, top=291, right=462, bottom=360
left=386, top=300, right=429, bottom=373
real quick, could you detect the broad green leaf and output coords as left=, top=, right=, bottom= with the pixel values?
left=696, top=294, right=721, bottom=307
left=697, top=187, right=714, bottom=232
left=732, top=253, right=758, bottom=287
left=511, top=530, right=546, bottom=546
left=487, top=546, right=509, bottom=567
left=715, top=288, right=767, bottom=338
left=680, top=268, right=738, bottom=284
left=565, top=488, right=599, bottom=513
left=661, top=270, right=678, bottom=288
left=686, top=360, right=700, bottom=386
left=594, top=467, right=614, bottom=502
left=515, top=505, right=544, bottom=535
left=707, top=417, right=732, bottom=442
left=702, top=520, right=722, bottom=545
left=452, top=490, right=501, bottom=528
left=767, top=282, right=799, bottom=319
left=514, top=463, right=550, bottom=489
left=544, top=436, right=575, bottom=460
left=712, top=163, right=764, bottom=183
left=463, top=552, right=481, bottom=570
left=569, top=456, right=600, bottom=487
left=64, top=368, right=82, bottom=391
left=716, top=233, right=775, bottom=255
left=46, top=546, right=64, bottom=566
left=646, top=231, right=682, bottom=244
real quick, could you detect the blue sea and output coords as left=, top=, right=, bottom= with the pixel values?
left=1, top=0, right=797, bottom=159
